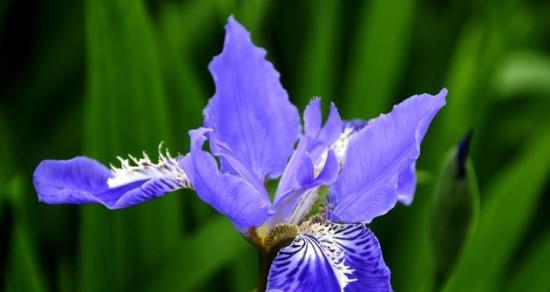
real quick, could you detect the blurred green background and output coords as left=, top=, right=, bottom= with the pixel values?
left=1, top=0, right=549, bottom=291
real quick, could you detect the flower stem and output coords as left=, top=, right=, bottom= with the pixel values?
left=257, top=251, right=270, bottom=292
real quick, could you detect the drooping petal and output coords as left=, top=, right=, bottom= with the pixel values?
left=328, top=89, right=447, bottom=223
left=267, top=221, right=391, bottom=292
left=180, top=128, right=271, bottom=232
left=34, top=157, right=112, bottom=205
left=204, top=16, right=300, bottom=181
left=33, top=150, right=191, bottom=209
left=334, top=224, right=392, bottom=292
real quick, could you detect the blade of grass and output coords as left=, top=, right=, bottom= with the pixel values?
left=158, top=1, right=216, bottom=224
left=442, top=125, right=550, bottom=292
left=141, top=217, right=248, bottom=292
left=0, top=113, right=13, bottom=191
left=494, top=50, right=550, bottom=98
left=296, top=0, right=341, bottom=109
left=81, top=0, right=181, bottom=291
left=343, top=0, right=417, bottom=118
left=505, top=229, right=550, bottom=292
left=4, top=176, right=47, bottom=292
left=236, top=0, right=270, bottom=36
left=230, top=249, right=257, bottom=292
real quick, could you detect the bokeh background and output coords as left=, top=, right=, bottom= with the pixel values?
left=1, top=0, right=549, bottom=291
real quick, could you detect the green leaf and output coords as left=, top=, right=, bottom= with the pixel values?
left=505, top=229, right=550, bottom=292
left=80, top=0, right=181, bottom=290
left=236, top=0, right=270, bottom=36
left=343, top=0, right=417, bottom=118
left=296, top=0, right=341, bottom=109
left=230, top=249, right=257, bottom=292
left=141, top=217, right=248, bottom=292
left=157, top=0, right=220, bottom=224
left=157, top=0, right=217, bottom=136
left=4, top=176, right=48, bottom=292
left=0, top=113, right=13, bottom=193
left=442, top=126, right=550, bottom=292
left=494, top=50, right=550, bottom=98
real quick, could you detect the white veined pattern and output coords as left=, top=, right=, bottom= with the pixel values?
left=267, top=221, right=392, bottom=292
left=107, top=143, right=191, bottom=190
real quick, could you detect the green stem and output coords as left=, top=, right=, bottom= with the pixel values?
left=257, top=251, right=270, bottom=292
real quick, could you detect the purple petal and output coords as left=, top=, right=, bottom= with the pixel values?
left=276, top=99, right=342, bottom=200
left=181, top=128, right=271, bottom=231
left=270, top=151, right=339, bottom=226
left=34, top=157, right=112, bottom=205
left=328, top=89, right=447, bottom=223
left=308, top=101, right=343, bottom=161
left=204, top=138, right=269, bottom=201
left=267, top=221, right=391, bottom=291
left=335, top=224, right=392, bottom=292
left=33, top=154, right=189, bottom=209
left=204, top=16, right=300, bottom=181
left=267, top=233, right=345, bottom=290
left=397, top=162, right=416, bottom=205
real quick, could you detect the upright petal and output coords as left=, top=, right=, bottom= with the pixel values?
left=270, top=151, right=339, bottom=226
left=328, top=89, right=447, bottom=223
left=204, top=16, right=300, bottom=181
left=181, top=128, right=271, bottom=232
left=276, top=99, right=342, bottom=201
left=33, top=150, right=191, bottom=209
left=267, top=221, right=391, bottom=292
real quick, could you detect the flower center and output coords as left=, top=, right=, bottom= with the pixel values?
left=264, top=224, right=300, bottom=253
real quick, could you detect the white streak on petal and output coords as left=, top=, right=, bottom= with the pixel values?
left=300, top=221, right=357, bottom=290
left=107, top=143, right=191, bottom=189
left=314, top=127, right=357, bottom=175
left=287, top=188, right=320, bottom=225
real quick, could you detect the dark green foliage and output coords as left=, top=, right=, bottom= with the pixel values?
left=1, top=0, right=549, bottom=291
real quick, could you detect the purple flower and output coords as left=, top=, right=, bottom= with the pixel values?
left=33, top=16, right=446, bottom=292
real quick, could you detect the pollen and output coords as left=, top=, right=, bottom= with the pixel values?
left=263, top=224, right=300, bottom=253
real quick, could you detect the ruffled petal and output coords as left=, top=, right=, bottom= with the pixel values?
left=267, top=221, right=391, bottom=292
left=328, top=89, right=446, bottom=223
left=204, top=16, right=300, bottom=181
left=33, top=151, right=190, bottom=209
left=181, top=128, right=271, bottom=232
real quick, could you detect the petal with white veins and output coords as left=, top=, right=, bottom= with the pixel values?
left=267, top=221, right=391, bottom=292
left=33, top=146, right=191, bottom=209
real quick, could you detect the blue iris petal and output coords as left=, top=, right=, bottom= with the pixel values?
left=33, top=155, right=188, bottom=209
left=181, top=128, right=271, bottom=232
left=267, top=222, right=391, bottom=291
left=204, top=16, right=301, bottom=182
left=328, top=89, right=447, bottom=223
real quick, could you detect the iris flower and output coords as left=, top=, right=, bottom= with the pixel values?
left=33, top=17, right=446, bottom=291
